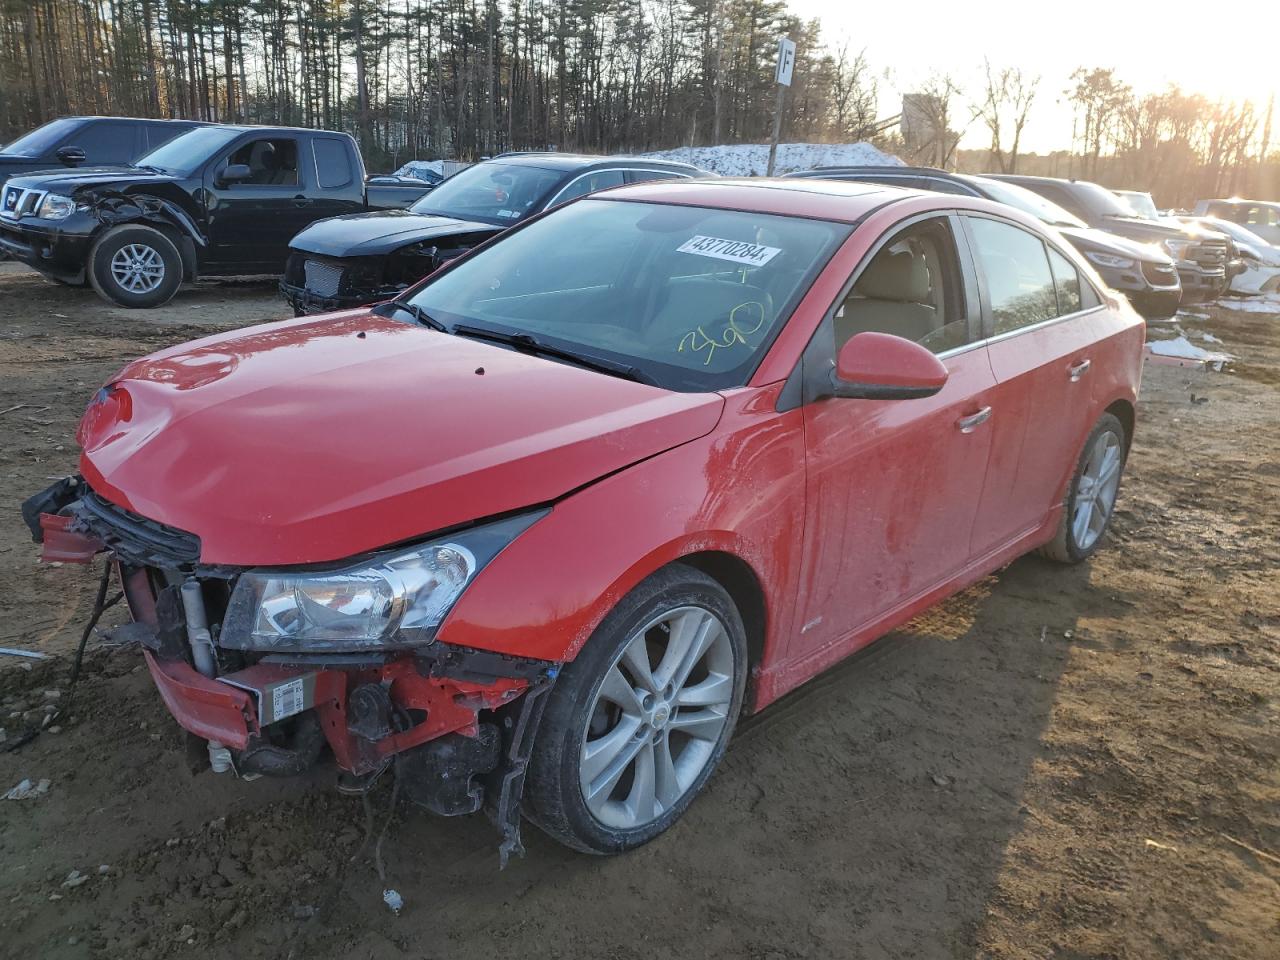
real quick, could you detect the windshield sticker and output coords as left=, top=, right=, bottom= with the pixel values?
left=676, top=235, right=781, bottom=267
left=677, top=301, right=767, bottom=366
left=497, top=209, right=518, bottom=218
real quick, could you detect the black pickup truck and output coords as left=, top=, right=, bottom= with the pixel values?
left=0, top=124, right=433, bottom=307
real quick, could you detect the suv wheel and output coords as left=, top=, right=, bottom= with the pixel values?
left=524, top=564, right=747, bottom=854
left=88, top=225, right=183, bottom=308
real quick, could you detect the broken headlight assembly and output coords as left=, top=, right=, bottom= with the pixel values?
left=36, top=193, right=77, bottom=220
left=219, top=510, right=547, bottom=653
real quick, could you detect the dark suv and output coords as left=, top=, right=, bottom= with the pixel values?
left=0, top=116, right=204, bottom=190
left=784, top=166, right=1183, bottom=319
left=281, top=152, right=710, bottom=314
left=989, top=175, right=1230, bottom=301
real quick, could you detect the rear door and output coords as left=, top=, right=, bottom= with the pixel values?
left=793, top=213, right=997, bottom=661
left=962, top=214, right=1105, bottom=554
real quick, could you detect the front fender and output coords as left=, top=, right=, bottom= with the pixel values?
left=437, top=384, right=807, bottom=674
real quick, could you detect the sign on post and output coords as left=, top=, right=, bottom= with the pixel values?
left=767, top=37, right=796, bottom=176
left=774, top=37, right=796, bottom=87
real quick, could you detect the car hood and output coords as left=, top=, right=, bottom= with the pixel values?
left=290, top=210, right=502, bottom=257
left=4, top=166, right=176, bottom=194
left=1095, top=215, right=1192, bottom=243
left=1058, top=226, right=1172, bottom=264
left=77, top=312, right=724, bottom=566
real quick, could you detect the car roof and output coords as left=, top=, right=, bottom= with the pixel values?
left=597, top=177, right=940, bottom=223
left=784, top=165, right=948, bottom=178
left=51, top=116, right=207, bottom=125
left=491, top=152, right=705, bottom=173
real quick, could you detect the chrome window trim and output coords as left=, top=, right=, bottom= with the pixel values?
left=547, top=167, right=691, bottom=207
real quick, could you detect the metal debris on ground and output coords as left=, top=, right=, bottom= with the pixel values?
left=382, top=888, right=404, bottom=915
left=4, top=777, right=52, bottom=800
left=0, top=647, right=49, bottom=660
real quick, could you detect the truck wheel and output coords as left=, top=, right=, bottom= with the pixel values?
left=524, top=564, right=747, bottom=854
left=1040, top=413, right=1127, bottom=564
left=88, top=225, right=182, bottom=308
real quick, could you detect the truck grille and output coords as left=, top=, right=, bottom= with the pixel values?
left=1142, top=262, right=1178, bottom=287
left=304, top=259, right=346, bottom=297
left=0, top=186, right=44, bottom=220
left=1189, top=239, right=1228, bottom=269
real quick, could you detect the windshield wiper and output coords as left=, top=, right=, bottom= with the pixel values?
left=372, top=299, right=449, bottom=332
left=450, top=323, right=656, bottom=385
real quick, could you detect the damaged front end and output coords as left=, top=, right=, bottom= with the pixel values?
left=22, top=477, right=557, bottom=863
left=280, top=215, right=500, bottom=315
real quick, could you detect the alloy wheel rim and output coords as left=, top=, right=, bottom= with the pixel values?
left=579, top=605, right=735, bottom=830
left=1072, top=430, right=1123, bottom=550
left=110, top=243, right=165, bottom=294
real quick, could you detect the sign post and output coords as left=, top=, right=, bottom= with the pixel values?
left=766, top=37, right=796, bottom=177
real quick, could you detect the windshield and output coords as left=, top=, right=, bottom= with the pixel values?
left=407, top=198, right=851, bottom=391
left=2, top=118, right=82, bottom=157
left=1116, top=191, right=1159, bottom=220
left=1187, top=217, right=1265, bottom=247
left=410, top=161, right=565, bottom=224
left=134, top=126, right=242, bottom=175
left=968, top=176, right=1086, bottom=228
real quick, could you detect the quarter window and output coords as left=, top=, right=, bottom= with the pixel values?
left=833, top=216, right=971, bottom=355
left=313, top=137, right=354, bottom=188
left=967, top=217, right=1058, bottom=334
left=1046, top=246, right=1083, bottom=314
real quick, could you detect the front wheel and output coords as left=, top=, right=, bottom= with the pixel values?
left=524, top=564, right=747, bottom=854
left=1041, top=412, right=1127, bottom=564
left=87, top=225, right=183, bottom=308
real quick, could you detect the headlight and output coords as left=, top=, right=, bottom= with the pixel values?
left=1162, top=238, right=1194, bottom=259
left=36, top=193, right=76, bottom=220
left=219, top=510, right=546, bottom=652
left=1084, top=251, right=1135, bottom=270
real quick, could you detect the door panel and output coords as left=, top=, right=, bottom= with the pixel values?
left=796, top=347, right=997, bottom=656
left=203, top=136, right=314, bottom=271
left=964, top=217, right=1104, bottom=553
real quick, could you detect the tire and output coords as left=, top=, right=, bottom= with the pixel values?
left=1040, top=412, right=1127, bottom=564
left=524, top=563, right=747, bottom=854
left=87, top=225, right=183, bottom=308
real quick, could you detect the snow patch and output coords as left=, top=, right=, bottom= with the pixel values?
left=1146, top=335, right=1232, bottom=366
left=642, top=142, right=902, bottom=177
left=390, top=160, right=445, bottom=181
left=1216, top=295, right=1280, bottom=314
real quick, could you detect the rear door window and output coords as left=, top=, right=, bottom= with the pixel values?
left=627, top=169, right=687, bottom=184
left=313, top=137, right=354, bottom=188
left=67, top=120, right=138, bottom=164
left=967, top=217, right=1058, bottom=334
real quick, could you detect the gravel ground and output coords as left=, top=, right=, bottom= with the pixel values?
left=0, top=264, right=1276, bottom=960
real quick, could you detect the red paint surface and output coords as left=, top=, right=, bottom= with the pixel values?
left=86, top=181, right=1143, bottom=732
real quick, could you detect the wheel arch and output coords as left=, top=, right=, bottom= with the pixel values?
left=1104, top=397, right=1135, bottom=453
left=677, top=550, right=767, bottom=706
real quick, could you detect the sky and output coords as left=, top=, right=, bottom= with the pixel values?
left=787, top=0, right=1280, bottom=153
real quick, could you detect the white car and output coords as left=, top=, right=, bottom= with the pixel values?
left=1177, top=216, right=1280, bottom=296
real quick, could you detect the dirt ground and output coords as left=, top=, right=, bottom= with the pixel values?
left=0, top=263, right=1276, bottom=960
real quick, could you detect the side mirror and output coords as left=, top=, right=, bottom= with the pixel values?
left=831, top=331, right=949, bottom=400
left=55, top=146, right=86, bottom=166
left=218, top=163, right=253, bottom=186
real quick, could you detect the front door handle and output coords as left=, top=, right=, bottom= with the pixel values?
left=1068, top=358, right=1092, bottom=381
left=956, top=406, right=992, bottom=433
left=292, top=195, right=312, bottom=208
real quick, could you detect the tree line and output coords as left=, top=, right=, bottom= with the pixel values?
left=0, top=0, right=879, bottom=169
left=0, top=1, right=1274, bottom=204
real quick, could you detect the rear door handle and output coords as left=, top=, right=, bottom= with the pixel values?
left=1068, top=358, right=1092, bottom=381
left=292, top=195, right=312, bottom=208
left=956, top=406, right=992, bottom=433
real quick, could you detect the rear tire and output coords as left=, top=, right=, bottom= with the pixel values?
left=87, top=225, right=182, bottom=308
left=1040, top=412, right=1127, bottom=564
left=524, top=563, right=747, bottom=854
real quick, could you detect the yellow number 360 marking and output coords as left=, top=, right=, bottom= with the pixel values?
left=677, top=302, right=766, bottom=366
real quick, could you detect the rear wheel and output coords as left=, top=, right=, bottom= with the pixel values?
left=1040, top=412, right=1127, bottom=564
left=88, top=225, right=182, bottom=308
left=524, top=564, right=747, bottom=854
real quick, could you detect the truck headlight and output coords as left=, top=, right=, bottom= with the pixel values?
left=1084, top=251, right=1135, bottom=270
left=219, top=510, right=546, bottom=652
left=36, top=193, right=76, bottom=220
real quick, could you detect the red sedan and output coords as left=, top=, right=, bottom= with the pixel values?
left=25, top=178, right=1142, bottom=857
